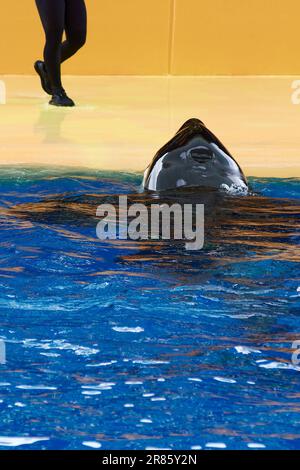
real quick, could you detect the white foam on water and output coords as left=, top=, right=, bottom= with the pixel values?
left=82, top=441, right=102, bottom=449
left=151, top=397, right=166, bottom=401
left=214, top=377, right=237, bottom=384
left=82, top=391, right=101, bottom=396
left=140, top=419, right=153, bottom=424
left=16, top=385, right=57, bottom=390
left=247, top=443, right=266, bottom=449
left=14, top=402, right=26, bottom=407
left=205, top=442, right=227, bottom=449
left=188, top=378, right=203, bottom=382
left=0, top=437, right=49, bottom=447
left=132, top=360, right=169, bottom=365
left=143, top=393, right=155, bottom=398
left=86, top=361, right=117, bottom=367
left=124, top=404, right=134, bottom=408
left=220, top=182, right=248, bottom=196
left=40, top=353, right=61, bottom=357
left=259, top=361, right=300, bottom=371
left=191, top=445, right=202, bottom=450
left=125, top=381, right=143, bottom=385
left=235, top=346, right=261, bottom=355
left=23, top=339, right=99, bottom=357
left=112, top=327, right=144, bottom=333
left=82, top=383, right=115, bottom=390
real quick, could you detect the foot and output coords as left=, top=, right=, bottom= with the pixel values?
left=34, top=60, right=52, bottom=95
left=49, top=88, right=75, bottom=107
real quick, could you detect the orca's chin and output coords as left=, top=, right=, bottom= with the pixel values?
left=144, top=184, right=222, bottom=194
left=142, top=119, right=249, bottom=194
left=144, top=184, right=249, bottom=195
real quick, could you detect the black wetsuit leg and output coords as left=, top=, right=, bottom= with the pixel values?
left=61, top=0, right=87, bottom=64
left=35, top=0, right=87, bottom=91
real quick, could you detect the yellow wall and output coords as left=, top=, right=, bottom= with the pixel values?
left=0, top=0, right=299, bottom=75
left=171, top=0, right=300, bottom=75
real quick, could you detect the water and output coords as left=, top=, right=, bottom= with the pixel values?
left=0, top=167, right=299, bottom=450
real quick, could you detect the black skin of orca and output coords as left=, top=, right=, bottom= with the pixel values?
left=142, top=118, right=248, bottom=192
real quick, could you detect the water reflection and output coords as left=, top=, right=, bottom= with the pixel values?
left=35, top=107, right=70, bottom=144
left=4, top=187, right=300, bottom=271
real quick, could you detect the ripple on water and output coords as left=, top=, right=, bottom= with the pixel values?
left=235, top=346, right=262, bottom=355
left=125, top=381, right=144, bottom=385
left=259, top=362, right=300, bottom=371
left=22, top=339, right=99, bottom=356
left=16, top=385, right=57, bottom=391
left=213, top=377, right=237, bottom=384
left=86, top=360, right=117, bottom=367
left=0, top=437, right=49, bottom=447
left=82, top=383, right=116, bottom=391
left=112, top=327, right=144, bottom=333
left=132, top=360, right=169, bottom=365
left=82, top=441, right=102, bottom=449
left=205, top=442, right=227, bottom=449
left=247, top=443, right=266, bottom=449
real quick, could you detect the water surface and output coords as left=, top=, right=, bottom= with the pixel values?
left=0, top=167, right=299, bottom=450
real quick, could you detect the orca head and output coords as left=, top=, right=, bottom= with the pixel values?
left=143, top=118, right=248, bottom=194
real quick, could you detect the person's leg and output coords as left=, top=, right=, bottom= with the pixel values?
left=35, top=0, right=65, bottom=90
left=61, top=0, right=87, bottom=63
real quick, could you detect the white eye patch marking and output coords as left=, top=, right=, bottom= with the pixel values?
left=211, top=143, right=240, bottom=172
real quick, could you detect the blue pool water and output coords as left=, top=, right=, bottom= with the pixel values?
left=0, top=167, right=299, bottom=450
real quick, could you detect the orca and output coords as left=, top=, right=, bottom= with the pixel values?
left=142, top=118, right=248, bottom=193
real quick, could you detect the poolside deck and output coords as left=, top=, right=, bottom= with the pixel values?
left=0, top=75, right=299, bottom=177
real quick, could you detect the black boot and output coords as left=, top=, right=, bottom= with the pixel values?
left=49, top=88, right=75, bottom=107
left=34, top=60, right=52, bottom=95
